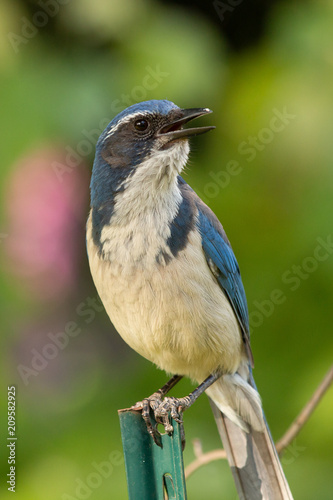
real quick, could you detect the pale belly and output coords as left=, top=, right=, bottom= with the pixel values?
left=87, top=218, right=243, bottom=383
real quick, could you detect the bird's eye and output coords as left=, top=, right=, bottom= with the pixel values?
left=134, top=119, right=149, bottom=131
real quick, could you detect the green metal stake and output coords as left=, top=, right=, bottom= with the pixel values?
left=118, top=408, right=187, bottom=500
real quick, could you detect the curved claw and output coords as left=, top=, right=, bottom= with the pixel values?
left=133, top=394, right=164, bottom=447
left=133, top=393, right=191, bottom=449
left=152, top=396, right=187, bottom=450
left=158, top=413, right=174, bottom=434
left=170, top=404, right=183, bottom=424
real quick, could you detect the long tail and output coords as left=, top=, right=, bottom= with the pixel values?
left=207, top=372, right=293, bottom=499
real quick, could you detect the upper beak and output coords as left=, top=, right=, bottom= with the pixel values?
left=157, top=108, right=215, bottom=141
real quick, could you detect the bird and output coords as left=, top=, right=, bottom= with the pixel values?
left=86, top=99, right=293, bottom=499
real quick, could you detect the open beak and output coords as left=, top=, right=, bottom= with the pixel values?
left=157, top=108, right=215, bottom=141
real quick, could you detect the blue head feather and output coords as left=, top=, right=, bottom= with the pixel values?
left=97, top=99, right=179, bottom=146
left=91, top=100, right=180, bottom=206
left=90, top=99, right=181, bottom=251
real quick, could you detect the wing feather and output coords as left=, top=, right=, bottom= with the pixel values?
left=178, top=177, right=253, bottom=365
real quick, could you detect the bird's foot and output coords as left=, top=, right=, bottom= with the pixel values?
left=153, top=395, right=193, bottom=427
left=131, top=391, right=165, bottom=446
left=132, top=394, right=192, bottom=450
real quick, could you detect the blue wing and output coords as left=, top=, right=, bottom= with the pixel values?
left=178, top=177, right=253, bottom=364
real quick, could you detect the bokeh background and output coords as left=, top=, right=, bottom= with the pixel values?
left=1, top=0, right=332, bottom=498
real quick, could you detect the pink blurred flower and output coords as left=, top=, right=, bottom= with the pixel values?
left=4, top=148, right=89, bottom=301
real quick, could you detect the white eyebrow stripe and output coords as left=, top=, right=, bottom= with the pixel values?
left=104, top=111, right=154, bottom=139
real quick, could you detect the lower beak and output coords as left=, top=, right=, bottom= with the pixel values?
left=157, top=108, right=215, bottom=140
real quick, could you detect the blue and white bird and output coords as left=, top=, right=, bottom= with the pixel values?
left=86, top=99, right=293, bottom=499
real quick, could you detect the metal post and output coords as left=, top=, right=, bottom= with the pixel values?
left=118, top=408, right=187, bottom=500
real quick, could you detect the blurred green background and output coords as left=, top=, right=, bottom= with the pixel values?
left=0, top=0, right=332, bottom=498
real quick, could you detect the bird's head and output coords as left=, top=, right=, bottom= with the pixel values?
left=91, top=100, right=214, bottom=206
left=97, top=99, right=214, bottom=168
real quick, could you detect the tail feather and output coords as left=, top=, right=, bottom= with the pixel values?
left=208, top=396, right=293, bottom=499
left=205, top=372, right=264, bottom=432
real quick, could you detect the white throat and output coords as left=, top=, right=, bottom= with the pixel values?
left=99, top=141, right=189, bottom=265
left=111, top=141, right=189, bottom=224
